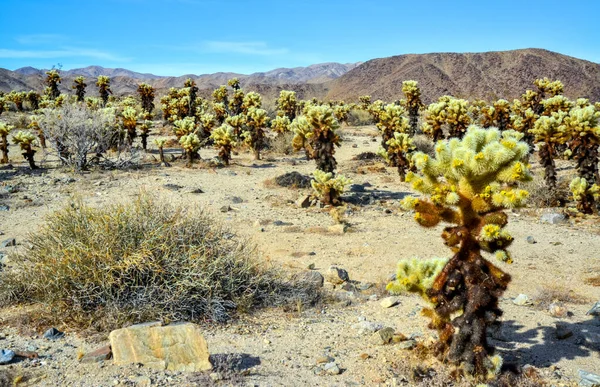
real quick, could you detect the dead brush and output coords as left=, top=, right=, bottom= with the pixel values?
left=523, top=173, right=568, bottom=208
left=533, top=284, right=591, bottom=309
left=0, top=194, right=320, bottom=331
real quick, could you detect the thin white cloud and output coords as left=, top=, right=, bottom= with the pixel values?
left=0, top=47, right=130, bottom=62
left=15, top=34, right=67, bottom=45
left=204, top=41, right=289, bottom=56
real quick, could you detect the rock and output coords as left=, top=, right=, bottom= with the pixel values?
left=352, top=144, right=358, bottom=148
left=380, top=296, right=400, bottom=308
left=548, top=302, right=568, bottom=318
left=371, top=327, right=395, bottom=345
left=13, top=350, right=38, bottom=359
left=1, top=238, right=16, bottom=248
left=130, top=376, right=151, bottom=386
left=512, top=294, right=531, bottom=306
left=219, top=205, right=231, bottom=213
left=187, top=188, right=204, bottom=194
left=349, top=184, right=366, bottom=193
left=397, top=339, right=417, bottom=350
left=555, top=322, right=573, bottom=340
left=392, top=333, right=408, bottom=343
left=526, top=236, right=537, bottom=244
left=357, top=282, right=373, bottom=291
left=352, top=321, right=384, bottom=335
left=0, top=205, right=8, bottom=211
left=275, top=172, right=311, bottom=188
left=306, top=263, right=316, bottom=270
left=587, top=301, right=600, bottom=316
left=325, top=266, right=349, bottom=284
left=80, top=345, right=112, bottom=363
left=296, top=195, right=311, bottom=208
left=109, top=322, right=212, bottom=371
left=368, top=295, right=379, bottom=301
left=327, top=224, right=346, bottom=234
left=579, top=370, right=600, bottom=387
left=295, top=271, right=324, bottom=288
left=0, top=349, right=15, bottom=365
left=580, top=327, right=600, bottom=348
left=229, top=196, right=244, bottom=204
left=340, top=282, right=357, bottom=292
left=323, top=362, right=341, bottom=375
left=43, top=327, right=65, bottom=340
left=163, top=184, right=183, bottom=191
left=316, top=356, right=334, bottom=364
left=540, top=212, right=567, bottom=224
left=359, top=353, right=370, bottom=360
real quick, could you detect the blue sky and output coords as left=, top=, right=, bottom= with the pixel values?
left=0, top=0, right=598, bottom=76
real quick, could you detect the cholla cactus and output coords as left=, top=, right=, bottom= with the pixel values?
left=422, top=101, right=446, bottom=141
left=310, top=169, right=351, bottom=206
left=139, top=120, right=152, bottom=151
left=210, top=124, right=236, bottom=165
left=45, top=70, right=61, bottom=100
left=444, top=97, right=471, bottom=138
left=244, top=107, right=270, bottom=160
left=227, top=78, right=240, bottom=90
left=28, top=115, right=46, bottom=149
left=481, top=99, right=511, bottom=131
left=563, top=105, right=600, bottom=183
left=0, top=122, right=13, bottom=163
left=122, top=107, right=138, bottom=145
left=137, top=83, right=155, bottom=114
left=242, top=92, right=262, bottom=113
left=534, top=77, right=564, bottom=99
left=229, top=89, right=245, bottom=116
left=85, top=97, right=103, bottom=111
left=542, top=95, right=572, bottom=116
left=7, top=91, right=25, bottom=112
left=212, top=102, right=228, bottom=124
left=96, top=75, right=112, bottom=106
left=199, top=113, right=216, bottom=140
left=179, top=133, right=201, bottom=166
left=375, top=104, right=409, bottom=166
left=276, top=90, right=298, bottom=120
left=530, top=112, right=570, bottom=188
left=72, top=76, right=87, bottom=102
left=333, top=103, right=351, bottom=126
left=290, top=115, right=312, bottom=159
left=402, top=80, right=424, bottom=136
left=183, top=79, right=199, bottom=116
left=173, top=116, right=197, bottom=139
left=13, top=131, right=38, bottom=169
left=271, top=115, right=291, bottom=137
left=358, top=95, right=371, bottom=111
left=225, top=114, right=245, bottom=140
left=510, top=100, right=537, bottom=149
left=213, top=85, right=228, bottom=105
left=26, top=91, right=40, bottom=111
left=0, top=96, right=6, bottom=117
left=380, top=132, right=414, bottom=181
left=153, top=138, right=170, bottom=166
left=391, top=126, right=531, bottom=378
left=570, top=177, right=599, bottom=214
left=305, top=105, right=341, bottom=173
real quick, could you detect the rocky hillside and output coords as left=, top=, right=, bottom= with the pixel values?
left=326, top=48, right=600, bottom=103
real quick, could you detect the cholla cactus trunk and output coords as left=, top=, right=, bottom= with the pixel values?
left=75, top=86, right=86, bottom=102
left=314, top=130, right=337, bottom=173
left=381, top=129, right=397, bottom=166
left=0, top=135, right=8, bottom=163
left=408, top=106, right=419, bottom=136
left=250, top=129, right=264, bottom=160
left=219, top=144, right=232, bottom=165
left=571, top=138, right=599, bottom=184
left=539, top=142, right=557, bottom=189
left=397, top=153, right=409, bottom=181
left=27, top=92, right=40, bottom=111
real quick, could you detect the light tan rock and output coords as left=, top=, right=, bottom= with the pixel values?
left=109, top=322, right=211, bottom=372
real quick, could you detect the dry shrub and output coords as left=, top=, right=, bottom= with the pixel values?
left=584, top=275, right=600, bottom=286
left=273, top=171, right=311, bottom=188
left=412, top=134, right=435, bottom=156
left=533, top=284, right=590, bottom=308
left=523, top=173, right=568, bottom=208
left=347, top=108, right=373, bottom=126
left=0, top=194, right=319, bottom=330
left=267, top=132, right=295, bottom=155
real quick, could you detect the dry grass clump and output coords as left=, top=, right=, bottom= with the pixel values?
left=523, top=173, right=568, bottom=208
left=584, top=275, right=600, bottom=286
left=0, top=194, right=319, bottom=330
left=533, top=284, right=590, bottom=308
left=347, top=108, right=373, bottom=126
left=267, top=131, right=295, bottom=155
left=411, top=134, right=435, bottom=156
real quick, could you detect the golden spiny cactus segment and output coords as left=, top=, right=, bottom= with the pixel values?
left=570, top=177, right=599, bottom=214
left=210, top=124, right=236, bottom=165
left=390, top=125, right=531, bottom=379
left=386, top=257, right=448, bottom=300
left=310, top=169, right=351, bottom=206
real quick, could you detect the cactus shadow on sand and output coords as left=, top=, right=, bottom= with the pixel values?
left=491, top=318, right=599, bottom=368
left=342, top=187, right=411, bottom=206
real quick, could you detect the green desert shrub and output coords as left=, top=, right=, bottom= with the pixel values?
left=0, top=195, right=317, bottom=329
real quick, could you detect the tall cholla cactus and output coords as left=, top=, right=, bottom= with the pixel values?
left=72, top=76, right=87, bottom=102
left=534, top=77, right=564, bottom=99
left=153, top=138, right=170, bottom=167
left=276, top=90, right=298, bottom=120
left=382, top=132, right=414, bottom=181
left=530, top=112, right=570, bottom=189
left=333, top=103, right=351, bottom=126
left=225, top=114, right=245, bottom=140
left=26, top=91, right=40, bottom=111
left=311, top=169, right=351, bottom=206
left=375, top=103, right=408, bottom=165
left=304, top=105, right=341, bottom=173
left=402, top=80, right=424, bottom=136
left=563, top=105, right=600, bottom=183
left=391, top=126, right=531, bottom=379
left=122, top=107, right=138, bottom=145
left=212, top=102, right=228, bottom=124
left=444, top=97, right=471, bottom=138
left=28, top=115, right=46, bottom=149
left=510, top=100, right=537, bottom=149
left=542, top=95, right=572, bottom=116
left=210, top=124, right=236, bottom=165
left=173, top=116, right=197, bottom=139
left=570, top=177, right=599, bottom=214
left=271, top=115, right=291, bottom=137
left=184, top=79, right=199, bottom=116
left=290, top=116, right=312, bottom=159
left=7, top=91, right=25, bottom=112
left=481, top=99, right=511, bottom=131
left=180, top=133, right=202, bottom=166
left=0, top=122, right=13, bottom=163
left=0, top=96, right=7, bottom=117
left=199, top=113, right=216, bottom=140
left=358, top=95, right=371, bottom=111
left=213, top=85, right=228, bottom=105
left=422, top=100, right=446, bottom=142
left=229, top=89, right=245, bottom=116
left=45, top=70, right=61, bottom=100
left=13, top=131, right=38, bottom=169
left=241, top=91, right=262, bottom=113
left=139, top=120, right=152, bottom=151
left=227, top=78, right=240, bottom=90
left=244, top=107, right=270, bottom=160
left=137, top=83, right=155, bottom=115
left=96, top=75, right=112, bottom=106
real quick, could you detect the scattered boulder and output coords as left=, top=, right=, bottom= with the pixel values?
left=219, top=205, right=231, bottom=213
left=380, top=296, right=400, bottom=309
left=296, top=195, right=311, bottom=208
left=512, top=294, right=531, bottom=306
left=275, top=172, right=311, bottom=188
left=587, top=301, right=600, bottom=316
left=316, top=356, right=334, bottom=364
left=371, top=327, right=395, bottom=345
left=349, top=184, right=366, bottom=193
left=548, top=302, right=568, bottom=318
left=325, top=266, right=349, bottom=285
left=294, top=271, right=324, bottom=288
left=555, top=322, right=573, bottom=340
left=109, top=322, right=212, bottom=371
left=80, top=345, right=112, bottom=363
left=352, top=321, right=384, bottom=335
left=163, top=184, right=183, bottom=191
left=0, top=205, right=9, bottom=212
left=526, top=236, right=537, bottom=244
left=187, top=188, right=204, bottom=194
left=43, top=327, right=64, bottom=340
left=0, top=349, right=14, bottom=365
left=1, top=238, right=15, bottom=248
left=327, top=224, right=347, bottom=234
left=397, top=339, right=417, bottom=350
left=579, top=370, right=600, bottom=387
left=540, top=212, right=567, bottom=225
left=229, top=196, right=244, bottom=204
left=323, top=362, right=341, bottom=375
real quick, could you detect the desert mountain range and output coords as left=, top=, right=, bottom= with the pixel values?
left=1, top=48, right=599, bottom=103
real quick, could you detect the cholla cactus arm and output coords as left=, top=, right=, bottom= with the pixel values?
left=570, top=177, right=600, bottom=214
left=563, top=105, right=600, bottom=183
left=153, top=137, right=169, bottom=165
left=530, top=112, right=570, bottom=188
left=212, top=102, right=228, bottom=124
left=121, top=107, right=138, bottom=144
left=333, top=104, right=351, bottom=125
left=290, top=115, right=313, bottom=159
left=305, top=105, right=341, bottom=173
left=179, top=133, right=201, bottom=166
left=393, top=125, right=531, bottom=377
left=13, top=131, right=38, bottom=169
left=542, top=95, right=572, bottom=116
left=276, top=90, right=298, bottom=120
left=422, top=100, right=447, bottom=141
left=227, top=78, right=240, bottom=90
left=0, top=96, right=6, bottom=116
left=0, top=122, right=13, bottom=163
left=173, top=116, right=197, bottom=138
left=373, top=103, right=408, bottom=166
left=445, top=97, right=471, bottom=137
left=228, top=89, right=245, bottom=116
left=210, top=124, right=236, bottom=165
left=241, top=91, right=262, bottom=113
left=137, top=83, right=156, bottom=114
left=213, top=85, right=229, bottom=104
left=199, top=113, right=216, bottom=139
left=310, top=169, right=351, bottom=206
left=385, top=132, right=414, bottom=181
left=386, top=257, right=449, bottom=300
left=535, top=77, right=564, bottom=98
left=271, top=115, right=291, bottom=135
left=402, top=80, right=424, bottom=135
left=358, top=95, right=371, bottom=111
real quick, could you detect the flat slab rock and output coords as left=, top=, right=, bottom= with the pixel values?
left=109, top=322, right=211, bottom=372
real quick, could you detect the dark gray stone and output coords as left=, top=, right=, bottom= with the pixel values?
left=43, top=327, right=65, bottom=340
